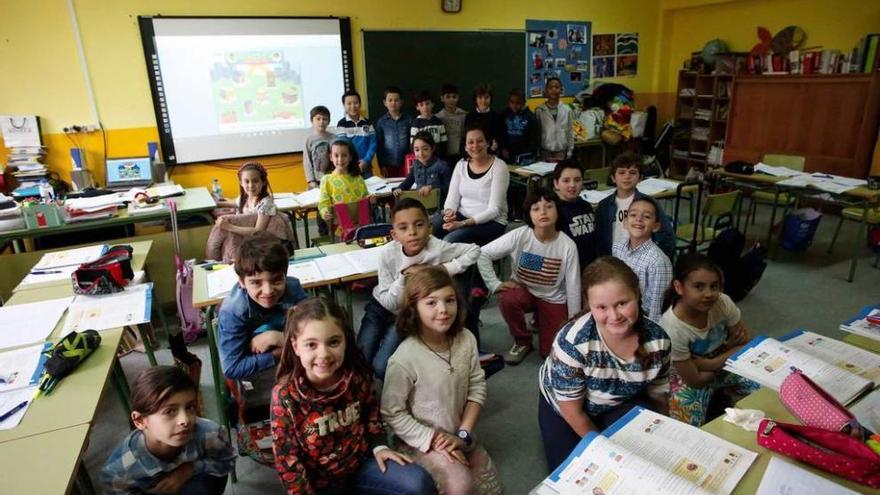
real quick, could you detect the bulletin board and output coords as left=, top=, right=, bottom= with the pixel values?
left=525, top=19, right=591, bottom=97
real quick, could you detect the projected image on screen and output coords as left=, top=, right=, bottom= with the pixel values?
left=211, top=50, right=305, bottom=129
left=140, top=17, right=353, bottom=165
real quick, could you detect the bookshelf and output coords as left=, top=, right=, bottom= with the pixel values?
left=672, top=71, right=733, bottom=178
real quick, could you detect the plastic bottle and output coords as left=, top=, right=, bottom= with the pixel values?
left=211, top=178, right=222, bottom=199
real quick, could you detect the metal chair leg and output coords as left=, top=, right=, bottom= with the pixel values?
left=828, top=216, right=845, bottom=254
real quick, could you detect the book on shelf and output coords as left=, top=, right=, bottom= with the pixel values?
left=530, top=407, right=756, bottom=495
left=724, top=329, right=880, bottom=406
left=840, top=306, right=880, bottom=342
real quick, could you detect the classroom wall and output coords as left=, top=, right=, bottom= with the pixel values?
left=0, top=0, right=662, bottom=192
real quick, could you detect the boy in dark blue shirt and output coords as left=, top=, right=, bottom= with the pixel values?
left=501, top=88, right=540, bottom=164
left=375, top=86, right=412, bottom=178
left=409, top=90, right=448, bottom=160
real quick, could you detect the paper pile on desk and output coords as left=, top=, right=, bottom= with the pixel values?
left=287, top=247, right=382, bottom=284
left=33, top=244, right=108, bottom=270
left=64, top=283, right=152, bottom=332
left=0, top=297, right=73, bottom=350
left=0, top=386, right=37, bottom=430
left=754, top=163, right=805, bottom=177
left=636, top=178, right=680, bottom=195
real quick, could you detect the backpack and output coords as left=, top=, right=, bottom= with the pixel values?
left=707, top=228, right=767, bottom=302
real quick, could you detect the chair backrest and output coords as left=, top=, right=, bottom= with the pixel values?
left=762, top=154, right=806, bottom=171
left=583, top=166, right=611, bottom=186
left=703, top=190, right=740, bottom=218
left=332, top=198, right=372, bottom=242
left=398, top=188, right=440, bottom=211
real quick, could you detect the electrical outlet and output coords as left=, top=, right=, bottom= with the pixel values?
left=63, top=124, right=101, bottom=134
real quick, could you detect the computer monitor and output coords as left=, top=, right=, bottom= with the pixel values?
left=105, top=157, right=153, bottom=189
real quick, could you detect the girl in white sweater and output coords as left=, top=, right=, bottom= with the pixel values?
left=478, top=188, right=581, bottom=364
left=381, top=267, right=502, bottom=495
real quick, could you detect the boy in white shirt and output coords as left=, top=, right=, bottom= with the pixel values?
left=478, top=188, right=581, bottom=364
left=358, top=198, right=480, bottom=378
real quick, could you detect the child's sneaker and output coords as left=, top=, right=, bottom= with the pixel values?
left=505, top=344, right=532, bottom=365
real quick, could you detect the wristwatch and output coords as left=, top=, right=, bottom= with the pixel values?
left=456, top=428, right=473, bottom=447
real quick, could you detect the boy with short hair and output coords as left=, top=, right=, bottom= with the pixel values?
left=596, top=151, right=675, bottom=258
left=217, top=232, right=307, bottom=382
left=436, top=83, right=467, bottom=162
left=375, top=86, right=412, bottom=178
left=409, top=90, right=448, bottom=157
left=534, top=77, right=573, bottom=161
left=613, top=195, right=672, bottom=321
left=553, top=159, right=598, bottom=269
left=501, top=88, right=540, bottom=164
left=465, top=84, right=504, bottom=153
left=358, top=198, right=480, bottom=379
left=335, top=90, right=377, bottom=178
left=303, top=106, right=333, bottom=190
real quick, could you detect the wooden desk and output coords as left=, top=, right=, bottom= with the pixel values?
left=0, top=285, right=128, bottom=444
left=702, top=387, right=880, bottom=494
left=1, top=424, right=95, bottom=494
left=0, top=187, right=216, bottom=252
left=12, top=240, right=153, bottom=293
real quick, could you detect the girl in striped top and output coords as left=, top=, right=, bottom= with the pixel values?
left=538, top=256, right=671, bottom=472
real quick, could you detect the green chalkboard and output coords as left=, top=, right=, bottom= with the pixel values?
left=363, top=30, right=526, bottom=118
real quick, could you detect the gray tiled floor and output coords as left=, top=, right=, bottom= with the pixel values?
left=81, top=208, right=880, bottom=493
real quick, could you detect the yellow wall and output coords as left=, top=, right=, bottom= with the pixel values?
left=0, top=0, right=661, bottom=194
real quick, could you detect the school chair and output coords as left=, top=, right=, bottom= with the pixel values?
left=205, top=317, right=238, bottom=483
left=827, top=205, right=880, bottom=282
left=311, top=198, right=372, bottom=246
left=398, top=188, right=440, bottom=212
left=676, top=190, right=740, bottom=253
left=746, top=154, right=805, bottom=225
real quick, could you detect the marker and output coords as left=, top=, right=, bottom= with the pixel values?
left=0, top=401, right=28, bottom=422
left=30, top=270, right=62, bottom=275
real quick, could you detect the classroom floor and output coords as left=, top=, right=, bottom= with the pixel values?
left=81, top=207, right=880, bottom=494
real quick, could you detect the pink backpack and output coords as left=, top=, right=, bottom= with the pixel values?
left=169, top=200, right=204, bottom=343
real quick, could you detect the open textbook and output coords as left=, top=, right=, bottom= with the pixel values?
left=724, top=330, right=880, bottom=406
left=531, top=407, right=756, bottom=495
left=840, top=306, right=880, bottom=342
left=286, top=247, right=381, bottom=285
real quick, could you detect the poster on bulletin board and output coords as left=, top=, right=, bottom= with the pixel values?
left=591, top=32, right=639, bottom=79
left=525, top=19, right=591, bottom=98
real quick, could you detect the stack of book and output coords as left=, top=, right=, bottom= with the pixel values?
left=7, top=146, right=48, bottom=179
left=840, top=306, right=880, bottom=342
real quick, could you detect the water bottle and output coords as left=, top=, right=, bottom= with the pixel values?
left=39, top=179, right=53, bottom=202
left=211, top=178, right=222, bottom=199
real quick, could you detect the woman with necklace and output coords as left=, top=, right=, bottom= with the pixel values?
left=381, top=267, right=503, bottom=495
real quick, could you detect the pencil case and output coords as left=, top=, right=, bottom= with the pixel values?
left=779, top=369, right=859, bottom=433
left=757, top=419, right=880, bottom=488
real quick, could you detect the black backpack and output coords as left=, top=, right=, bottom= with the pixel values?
left=707, top=228, right=767, bottom=302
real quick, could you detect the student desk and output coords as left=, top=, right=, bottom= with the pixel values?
left=12, top=240, right=153, bottom=293
left=277, top=190, right=395, bottom=249
left=0, top=187, right=216, bottom=253
left=7, top=241, right=160, bottom=366
left=701, top=387, right=880, bottom=494
left=1, top=424, right=95, bottom=494
left=717, top=170, right=880, bottom=281
left=0, top=286, right=131, bottom=444
left=844, top=333, right=880, bottom=354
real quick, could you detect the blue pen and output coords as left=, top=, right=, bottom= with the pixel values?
left=0, top=401, right=28, bottom=422
left=30, top=270, right=61, bottom=275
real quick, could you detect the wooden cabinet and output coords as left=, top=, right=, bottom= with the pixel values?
left=672, top=71, right=733, bottom=177
left=723, top=73, right=880, bottom=178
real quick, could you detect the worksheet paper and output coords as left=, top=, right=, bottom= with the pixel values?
left=636, top=178, right=680, bottom=196
left=33, top=244, right=108, bottom=269
left=16, top=264, right=78, bottom=290
left=0, top=297, right=72, bottom=350
left=64, top=284, right=152, bottom=332
left=755, top=457, right=859, bottom=495
left=0, top=344, right=45, bottom=393
left=580, top=188, right=615, bottom=204
left=286, top=261, right=326, bottom=285
left=294, top=188, right=321, bottom=207
left=342, top=247, right=381, bottom=274
left=840, top=307, right=880, bottom=342
left=754, top=163, right=805, bottom=177
left=313, top=254, right=361, bottom=280
left=532, top=407, right=756, bottom=495
left=0, top=386, right=37, bottom=430
left=518, top=162, right=556, bottom=175
left=724, top=331, right=877, bottom=405
left=365, top=176, right=392, bottom=194
left=206, top=266, right=240, bottom=298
